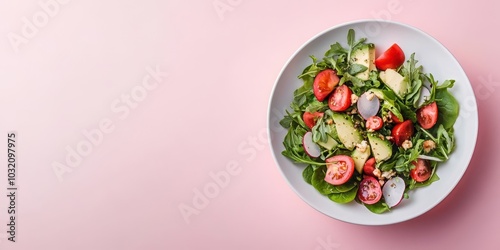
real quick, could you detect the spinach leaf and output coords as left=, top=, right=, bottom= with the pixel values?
left=435, top=87, right=459, bottom=130
left=302, top=165, right=315, bottom=185
left=311, top=166, right=356, bottom=195
left=364, top=201, right=390, bottom=214
left=329, top=186, right=357, bottom=204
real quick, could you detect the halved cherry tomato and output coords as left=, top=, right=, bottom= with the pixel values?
left=389, top=111, right=403, bottom=123
left=366, top=116, right=383, bottom=131
left=328, top=85, right=352, bottom=111
left=411, top=159, right=432, bottom=182
left=363, top=157, right=376, bottom=176
left=303, top=112, right=324, bottom=130
left=357, top=176, right=382, bottom=204
left=324, top=155, right=355, bottom=185
left=375, top=43, right=405, bottom=70
left=391, top=120, right=414, bottom=146
left=417, top=102, right=438, bottom=129
left=313, top=69, right=340, bottom=101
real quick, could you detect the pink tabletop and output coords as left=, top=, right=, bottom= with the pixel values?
left=0, top=0, right=498, bottom=249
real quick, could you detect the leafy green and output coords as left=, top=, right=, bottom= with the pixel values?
left=348, top=64, right=368, bottom=75
left=408, top=162, right=440, bottom=190
left=346, top=29, right=367, bottom=63
left=400, top=53, right=425, bottom=107
left=435, top=86, right=459, bottom=129
left=364, top=201, right=390, bottom=214
left=279, top=29, right=460, bottom=215
left=302, top=165, right=315, bottom=185
left=282, top=125, right=326, bottom=166
left=329, top=186, right=357, bottom=203
left=312, top=116, right=331, bottom=143
left=325, top=42, right=347, bottom=57
left=311, top=166, right=357, bottom=195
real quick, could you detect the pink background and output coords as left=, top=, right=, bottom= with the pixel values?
left=0, top=0, right=498, bottom=249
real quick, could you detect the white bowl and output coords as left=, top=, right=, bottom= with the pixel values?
left=267, top=20, right=478, bottom=225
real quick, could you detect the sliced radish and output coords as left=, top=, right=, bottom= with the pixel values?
left=302, top=131, right=321, bottom=158
left=357, top=92, right=380, bottom=120
left=418, top=155, right=443, bottom=162
left=382, top=176, right=405, bottom=208
left=417, top=87, right=431, bottom=107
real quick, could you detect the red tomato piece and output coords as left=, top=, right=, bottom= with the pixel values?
left=389, top=111, right=403, bottom=123
left=417, top=102, right=438, bottom=129
left=410, top=159, right=432, bottom=182
left=391, top=120, right=414, bottom=146
left=357, top=176, right=382, bottom=204
left=324, top=155, right=355, bottom=185
left=303, top=112, right=324, bottom=130
left=328, top=85, right=352, bottom=111
left=375, top=43, right=406, bottom=71
left=366, top=116, right=383, bottom=131
left=313, top=69, right=340, bottom=101
left=363, top=157, right=376, bottom=176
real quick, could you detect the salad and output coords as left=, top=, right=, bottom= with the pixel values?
left=279, top=29, right=459, bottom=213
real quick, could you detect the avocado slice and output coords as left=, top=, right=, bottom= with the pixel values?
left=317, top=136, right=339, bottom=151
left=331, top=112, right=363, bottom=151
left=351, top=43, right=375, bottom=81
left=379, top=69, right=409, bottom=99
left=367, top=133, right=393, bottom=162
left=351, top=143, right=371, bottom=173
left=366, top=88, right=385, bottom=100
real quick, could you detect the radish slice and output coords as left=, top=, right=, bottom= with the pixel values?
left=418, top=155, right=443, bottom=162
left=357, top=92, right=380, bottom=120
left=302, top=132, right=321, bottom=158
left=382, top=177, right=405, bottom=208
left=417, top=87, right=431, bottom=107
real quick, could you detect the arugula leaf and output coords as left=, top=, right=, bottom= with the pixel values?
left=346, top=29, right=367, bottom=66
left=298, top=56, right=323, bottom=80
left=279, top=113, right=294, bottom=129
left=312, top=116, right=330, bottom=143
left=401, top=53, right=425, bottom=107
left=435, top=125, right=455, bottom=158
left=348, top=64, right=368, bottom=75
left=397, top=100, right=417, bottom=122
left=325, top=42, right=347, bottom=57
left=347, top=29, right=355, bottom=48
left=342, top=73, right=365, bottom=88
left=305, top=99, right=328, bottom=113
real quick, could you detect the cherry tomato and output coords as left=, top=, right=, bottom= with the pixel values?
left=324, top=155, right=355, bottom=185
left=363, top=157, right=376, bottom=176
left=389, top=111, right=403, bottom=123
left=391, top=120, right=414, bottom=146
left=417, top=102, right=438, bottom=129
left=303, top=112, right=324, bottom=130
left=375, top=43, right=405, bottom=70
left=366, top=116, right=383, bottom=131
left=328, top=85, right=352, bottom=111
left=313, top=69, right=340, bottom=101
left=357, top=176, right=382, bottom=204
left=410, top=159, right=432, bottom=182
